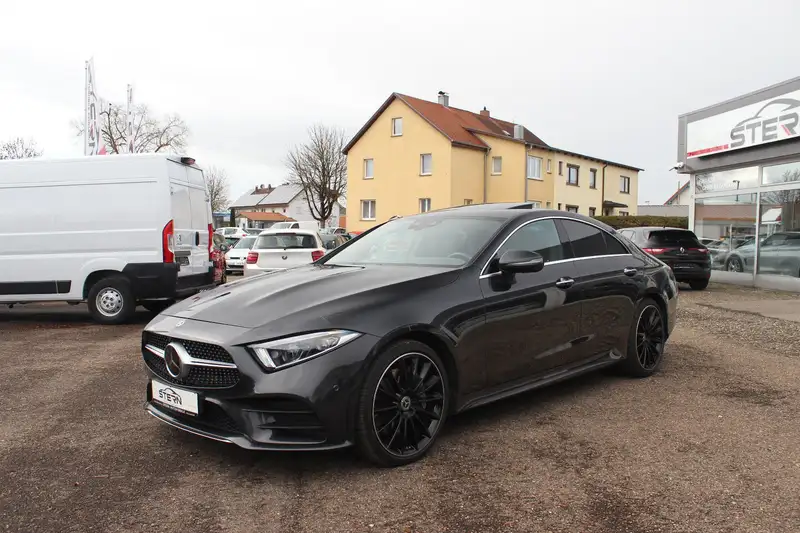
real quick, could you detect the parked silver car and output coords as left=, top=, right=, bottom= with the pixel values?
left=724, top=232, right=800, bottom=276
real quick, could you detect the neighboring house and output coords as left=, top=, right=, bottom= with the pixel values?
left=665, top=181, right=691, bottom=205
left=229, top=183, right=345, bottom=229
left=343, top=91, right=642, bottom=231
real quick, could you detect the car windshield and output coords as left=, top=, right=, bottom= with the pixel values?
left=322, top=215, right=505, bottom=267
left=233, top=236, right=257, bottom=249
left=648, top=230, right=700, bottom=247
left=254, top=233, right=317, bottom=249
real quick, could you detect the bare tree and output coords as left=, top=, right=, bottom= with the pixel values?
left=72, top=103, right=189, bottom=154
left=761, top=169, right=800, bottom=205
left=0, top=137, right=42, bottom=160
left=285, top=124, right=347, bottom=227
left=205, top=166, right=230, bottom=212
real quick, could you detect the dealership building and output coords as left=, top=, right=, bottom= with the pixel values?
left=677, top=76, right=800, bottom=291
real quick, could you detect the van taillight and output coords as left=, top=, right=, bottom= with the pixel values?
left=246, top=252, right=259, bottom=264
left=311, top=250, right=324, bottom=262
left=207, top=224, right=213, bottom=259
left=162, top=220, right=175, bottom=263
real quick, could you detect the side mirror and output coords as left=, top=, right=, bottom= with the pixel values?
left=498, top=250, right=545, bottom=273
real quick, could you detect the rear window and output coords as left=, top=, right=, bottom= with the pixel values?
left=254, top=233, right=318, bottom=249
left=647, top=230, right=700, bottom=247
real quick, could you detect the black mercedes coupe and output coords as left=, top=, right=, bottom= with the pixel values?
left=141, top=203, right=678, bottom=466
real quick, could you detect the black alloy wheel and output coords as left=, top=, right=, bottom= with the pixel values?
left=620, top=298, right=665, bottom=377
left=356, top=340, right=449, bottom=467
left=636, top=305, right=664, bottom=370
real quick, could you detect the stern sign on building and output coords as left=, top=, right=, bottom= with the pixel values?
left=686, top=91, right=800, bottom=158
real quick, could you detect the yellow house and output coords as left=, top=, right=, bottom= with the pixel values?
left=343, top=92, right=643, bottom=231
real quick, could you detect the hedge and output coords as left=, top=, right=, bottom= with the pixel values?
left=593, top=215, right=689, bottom=229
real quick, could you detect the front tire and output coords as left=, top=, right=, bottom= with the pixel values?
left=620, top=298, right=666, bottom=378
left=355, top=340, right=449, bottom=467
left=726, top=256, right=744, bottom=273
left=87, top=275, right=135, bottom=325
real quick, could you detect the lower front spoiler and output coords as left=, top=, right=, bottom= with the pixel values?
left=144, top=402, right=353, bottom=452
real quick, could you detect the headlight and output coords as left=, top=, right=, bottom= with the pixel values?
left=249, top=330, right=361, bottom=370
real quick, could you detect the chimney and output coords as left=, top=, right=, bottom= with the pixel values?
left=513, top=124, right=524, bottom=140
left=437, top=91, right=449, bottom=107
left=480, top=106, right=490, bottom=117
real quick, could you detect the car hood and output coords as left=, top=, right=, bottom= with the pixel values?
left=162, top=263, right=460, bottom=328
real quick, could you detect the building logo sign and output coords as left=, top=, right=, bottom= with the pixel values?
left=686, top=90, right=800, bottom=159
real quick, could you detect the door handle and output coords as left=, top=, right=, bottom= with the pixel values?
left=623, top=267, right=638, bottom=277
left=555, top=277, right=574, bottom=289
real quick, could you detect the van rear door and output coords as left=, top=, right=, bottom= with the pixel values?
left=167, top=161, right=206, bottom=278
left=186, top=165, right=212, bottom=277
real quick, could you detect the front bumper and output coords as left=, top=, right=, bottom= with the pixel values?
left=141, top=316, right=379, bottom=450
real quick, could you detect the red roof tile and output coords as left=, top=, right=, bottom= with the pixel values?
left=343, top=92, right=548, bottom=154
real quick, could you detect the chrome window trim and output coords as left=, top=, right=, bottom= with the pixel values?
left=145, top=344, right=238, bottom=370
left=478, top=215, right=632, bottom=279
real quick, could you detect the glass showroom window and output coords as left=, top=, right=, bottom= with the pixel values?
left=695, top=166, right=759, bottom=194
left=757, top=180, right=800, bottom=278
left=695, top=193, right=757, bottom=275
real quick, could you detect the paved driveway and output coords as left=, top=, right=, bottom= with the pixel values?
left=0, top=285, right=798, bottom=533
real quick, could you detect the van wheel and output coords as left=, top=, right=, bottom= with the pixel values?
left=87, top=276, right=135, bottom=325
left=142, top=300, right=174, bottom=315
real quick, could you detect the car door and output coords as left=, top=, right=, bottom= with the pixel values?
left=477, top=218, right=584, bottom=388
left=756, top=234, right=785, bottom=274
left=558, top=219, right=644, bottom=364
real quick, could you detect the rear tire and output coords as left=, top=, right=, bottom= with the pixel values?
left=87, top=275, right=135, bottom=325
left=620, top=298, right=665, bottom=378
left=355, top=340, right=449, bottom=467
left=142, top=300, right=175, bottom=315
left=689, top=279, right=709, bottom=290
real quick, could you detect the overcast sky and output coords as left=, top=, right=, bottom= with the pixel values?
left=2, top=0, right=799, bottom=204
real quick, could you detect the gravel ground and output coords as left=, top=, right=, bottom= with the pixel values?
left=0, top=284, right=798, bottom=533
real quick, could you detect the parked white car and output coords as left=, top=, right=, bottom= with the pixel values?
left=269, top=221, right=319, bottom=231
left=215, top=227, right=249, bottom=239
left=243, top=229, right=325, bottom=276
left=224, top=235, right=258, bottom=275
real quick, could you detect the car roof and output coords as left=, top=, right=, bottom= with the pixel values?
left=628, top=226, right=692, bottom=232
left=257, top=228, right=318, bottom=236
left=410, top=203, right=617, bottom=233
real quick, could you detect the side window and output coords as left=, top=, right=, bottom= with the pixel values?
left=560, top=220, right=607, bottom=258
left=494, top=219, right=569, bottom=267
left=604, top=233, right=630, bottom=255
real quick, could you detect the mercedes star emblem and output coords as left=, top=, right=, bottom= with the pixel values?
left=164, top=342, right=190, bottom=379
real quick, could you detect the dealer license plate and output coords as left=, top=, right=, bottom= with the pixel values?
left=152, top=380, right=199, bottom=416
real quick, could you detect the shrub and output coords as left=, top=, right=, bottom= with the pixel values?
left=593, top=215, right=689, bottom=229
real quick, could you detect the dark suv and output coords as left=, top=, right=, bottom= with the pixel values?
left=618, top=227, right=711, bottom=290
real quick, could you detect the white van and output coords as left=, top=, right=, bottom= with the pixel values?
left=0, top=154, right=216, bottom=324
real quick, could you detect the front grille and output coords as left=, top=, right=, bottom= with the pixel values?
left=144, top=350, right=240, bottom=388
left=142, top=332, right=235, bottom=364
left=142, top=331, right=240, bottom=388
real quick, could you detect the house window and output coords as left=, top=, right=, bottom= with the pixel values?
left=566, top=205, right=579, bottom=213
left=546, top=159, right=552, bottom=173
left=364, top=158, right=374, bottom=179
left=589, top=169, right=597, bottom=189
left=464, top=199, right=473, bottom=205
left=589, top=207, right=596, bottom=216
left=620, top=211, right=629, bottom=216
left=567, top=165, right=579, bottom=186
left=620, top=176, right=631, bottom=193
left=419, top=198, right=431, bottom=213
left=558, top=161, right=563, bottom=175
left=391, top=118, right=403, bottom=136
left=492, top=157, right=502, bottom=175
left=526, top=156, right=542, bottom=179
left=420, top=154, right=432, bottom=175
left=361, top=200, right=376, bottom=220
